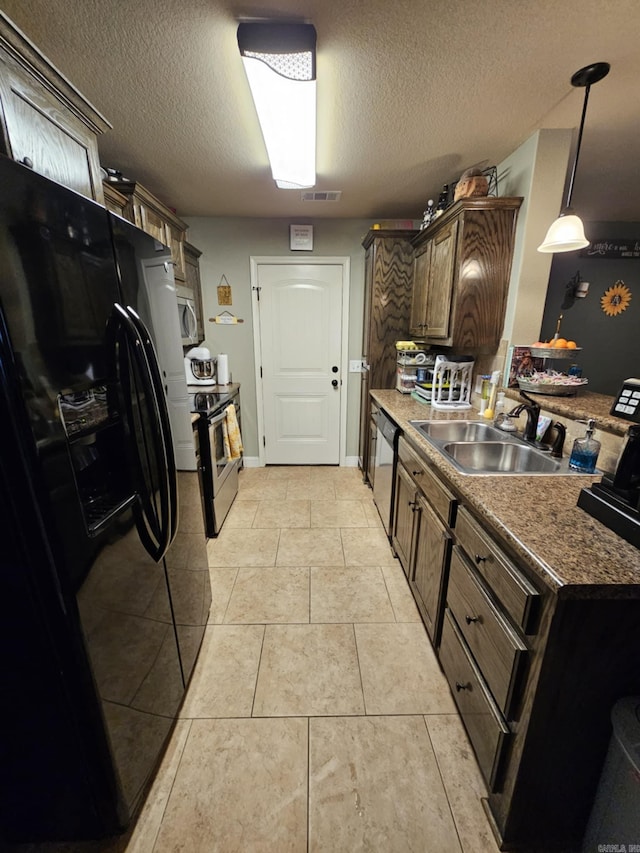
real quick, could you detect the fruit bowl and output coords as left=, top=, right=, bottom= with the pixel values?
left=518, top=376, right=588, bottom=396
left=529, top=346, right=582, bottom=359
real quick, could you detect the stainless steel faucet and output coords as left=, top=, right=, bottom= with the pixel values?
left=506, top=391, right=541, bottom=443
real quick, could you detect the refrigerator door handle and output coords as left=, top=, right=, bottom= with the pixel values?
left=124, top=305, right=179, bottom=544
left=108, top=304, right=172, bottom=561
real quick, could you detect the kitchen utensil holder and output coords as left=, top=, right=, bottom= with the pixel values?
left=431, top=357, right=474, bottom=410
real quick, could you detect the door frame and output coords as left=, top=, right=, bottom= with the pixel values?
left=250, top=256, right=351, bottom=467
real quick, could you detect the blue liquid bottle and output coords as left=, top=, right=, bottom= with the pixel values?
left=569, top=419, right=601, bottom=473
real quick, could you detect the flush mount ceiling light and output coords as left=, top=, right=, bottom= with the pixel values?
left=237, top=22, right=317, bottom=189
left=537, top=61, right=610, bottom=253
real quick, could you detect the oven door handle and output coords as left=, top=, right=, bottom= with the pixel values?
left=209, top=409, right=229, bottom=428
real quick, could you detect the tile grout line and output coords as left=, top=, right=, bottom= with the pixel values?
left=350, top=621, right=368, bottom=716
left=150, top=718, right=193, bottom=853
left=421, top=714, right=466, bottom=853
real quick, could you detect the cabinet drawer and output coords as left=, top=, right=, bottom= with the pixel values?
left=439, top=608, right=510, bottom=790
left=398, top=438, right=456, bottom=526
left=447, top=547, right=527, bottom=717
left=456, top=507, right=539, bottom=633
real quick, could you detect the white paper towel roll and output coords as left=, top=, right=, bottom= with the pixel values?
left=217, top=353, right=229, bottom=385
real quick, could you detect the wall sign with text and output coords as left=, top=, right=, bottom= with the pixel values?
left=290, top=224, right=314, bottom=251
left=580, top=239, right=640, bottom=259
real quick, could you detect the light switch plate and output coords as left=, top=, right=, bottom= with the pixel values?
left=349, top=359, right=364, bottom=373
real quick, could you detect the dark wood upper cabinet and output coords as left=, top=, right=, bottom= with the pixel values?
left=0, top=12, right=110, bottom=204
left=411, top=198, right=523, bottom=353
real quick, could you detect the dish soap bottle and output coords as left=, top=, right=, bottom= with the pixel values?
left=569, top=419, right=601, bottom=473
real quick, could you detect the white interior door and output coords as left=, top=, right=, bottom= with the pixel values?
left=254, top=260, right=346, bottom=465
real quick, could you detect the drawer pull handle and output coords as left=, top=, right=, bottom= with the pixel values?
left=455, top=681, right=470, bottom=692
left=474, top=554, right=487, bottom=564
left=465, top=615, right=479, bottom=625
left=411, top=469, right=423, bottom=476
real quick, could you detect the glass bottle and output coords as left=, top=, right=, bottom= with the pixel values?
left=569, top=419, right=601, bottom=473
left=433, top=185, right=449, bottom=218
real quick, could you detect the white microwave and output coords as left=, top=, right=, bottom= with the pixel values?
left=176, top=288, right=199, bottom=346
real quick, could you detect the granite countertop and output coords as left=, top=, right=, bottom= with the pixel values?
left=372, top=389, right=640, bottom=599
left=503, top=387, right=633, bottom=436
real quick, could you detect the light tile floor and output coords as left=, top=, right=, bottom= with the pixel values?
left=14, top=466, right=501, bottom=853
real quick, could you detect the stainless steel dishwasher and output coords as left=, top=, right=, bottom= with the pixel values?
left=372, top=409, right=400, bottom=536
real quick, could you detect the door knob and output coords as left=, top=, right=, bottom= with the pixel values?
left=332, top=379, right=339, bottom=388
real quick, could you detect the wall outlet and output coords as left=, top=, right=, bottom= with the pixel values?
left=349, top=359, right=364, bottom=373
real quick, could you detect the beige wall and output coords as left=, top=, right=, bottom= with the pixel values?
left=184, top=217, right=372, bottom=459
left=498, top=128, right=573, bottom=346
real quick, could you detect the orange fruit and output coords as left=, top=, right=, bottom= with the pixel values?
left=553, top=338, right=568, bottom=348
left=566, top=340, right=577, bottom=349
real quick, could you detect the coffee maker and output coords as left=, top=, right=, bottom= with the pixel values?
left=184, top=347, right=217, bottom=387
left=577, top=378, right=640, bottom=547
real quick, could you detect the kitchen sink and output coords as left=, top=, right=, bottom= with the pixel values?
left=408, top=420, right=583, bottom=475
left=410, top=420, right=508, bottom=443
left=441, top=441, right=561, bottom=474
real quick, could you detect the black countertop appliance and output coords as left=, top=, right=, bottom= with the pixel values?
left=578, top=378, right=640, bottom=547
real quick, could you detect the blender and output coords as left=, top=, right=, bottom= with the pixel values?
left=184, top=347, right=217, bottom=387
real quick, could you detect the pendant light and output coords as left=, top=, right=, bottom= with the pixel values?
left=537, top=62, right=610, bottom=253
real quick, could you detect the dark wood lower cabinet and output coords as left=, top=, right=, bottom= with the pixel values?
left=439, top=608, right=510, bottom=791
left=385, top=429, right=640, bottom=852
left=391, top=462, right=415, bottom=576
left=411, top=492, right=452, bottom=644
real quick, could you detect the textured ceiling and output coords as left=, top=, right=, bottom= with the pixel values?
left=2, top=0, right=640, bottom=222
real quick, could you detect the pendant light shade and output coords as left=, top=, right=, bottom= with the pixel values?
left=537, top=212, right=589, bottom=253
left=238, top=22, right=317, bottom=190
left=537, top=62, right=610, bottom=254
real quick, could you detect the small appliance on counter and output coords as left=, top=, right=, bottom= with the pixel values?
left=184, top=346, right=217, bottom=386
left=577, top=378, right=640, bottom=547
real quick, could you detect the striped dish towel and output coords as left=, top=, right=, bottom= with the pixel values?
left=224, top=404, right=243, bottom=460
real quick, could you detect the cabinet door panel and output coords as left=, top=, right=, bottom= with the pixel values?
left=426, top=219, right=458, bottom=338
left=184, top=243, right=204, bottom=342
left=411, top=492, right=451, bottom=644
left=0, top=59, right=101, bottom=201
left=392, top=463, right=416, bottom=576
left=138, top=203, right=168, bottom=245
left=165, top=221, right=186, bottom=282
left=409, top=245, right=430, bottom=336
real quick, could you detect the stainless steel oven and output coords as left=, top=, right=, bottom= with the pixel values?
left=191, top=387, right=242, bottom=537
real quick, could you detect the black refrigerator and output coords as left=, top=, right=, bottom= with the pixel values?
left=0, top=155, right=211, bottom=843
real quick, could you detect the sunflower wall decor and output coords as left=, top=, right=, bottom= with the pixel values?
left=601, top=280, right=632, bottom=317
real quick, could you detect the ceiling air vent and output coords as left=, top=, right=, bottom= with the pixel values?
left=301, top=190, right=342, bottom=202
